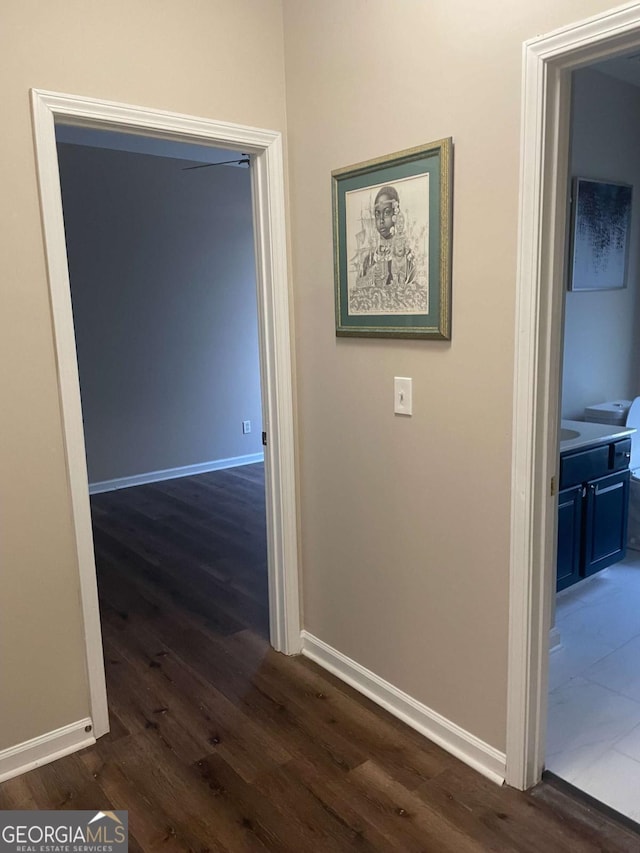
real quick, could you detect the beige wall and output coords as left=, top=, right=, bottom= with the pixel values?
left=282, top=0, right=620, bottom=750
left=0, top=0, right=287, bottom=751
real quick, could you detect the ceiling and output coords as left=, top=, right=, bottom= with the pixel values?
left=591, top=51, right=640, bottom=89
left=55, top=125, right=248, bottom=168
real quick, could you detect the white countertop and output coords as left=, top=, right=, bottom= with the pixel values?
left=560, top=419, right=635, bottom=453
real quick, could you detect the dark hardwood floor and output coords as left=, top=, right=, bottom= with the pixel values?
left=1, top=463, right=639, bottom=850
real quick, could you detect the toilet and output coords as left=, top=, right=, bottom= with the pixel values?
left=585, top=398, right=640, bottom=550
left=583, top=399, right=632, bottom=426
left=625, top=399, right=640, bottom=551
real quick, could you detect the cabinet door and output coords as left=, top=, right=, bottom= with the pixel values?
left=583, top=470, right=630, bottom=577
left=556, top=485, right=583, bottom=592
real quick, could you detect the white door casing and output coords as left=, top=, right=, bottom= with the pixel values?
left=30, top=89, right=301, bottom=739
left=508, top=1, right=640, bottom=790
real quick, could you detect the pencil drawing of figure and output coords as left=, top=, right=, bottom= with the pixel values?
left=345, top=173, right=429, bottom=316
left=360, top=186, right=415, bottom=287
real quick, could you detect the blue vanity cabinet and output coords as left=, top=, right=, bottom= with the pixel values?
left=556, top=437, right=631, bottom=592
left=583, top=470, right=630, bottom=577
left=556, top=485, right=583, bottom=591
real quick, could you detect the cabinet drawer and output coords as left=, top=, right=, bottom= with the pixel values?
left=611, top=438, right=632, bottom=472
left=560, top=445, right=610, bottom=489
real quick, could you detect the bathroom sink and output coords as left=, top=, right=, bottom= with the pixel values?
left=560, top=428, right=580, bottom=441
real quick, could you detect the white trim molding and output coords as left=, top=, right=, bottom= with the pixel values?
left=549, top=626, right=562, bottom=654
left=88, top=453, right=264, bottom=495
left=302, top=631, right=506, bottom=786
left=508, top=2, right=640, bottom=791
left=0, top=719, right=95, bottom=784
left=30, top=89, right=302, bottom=757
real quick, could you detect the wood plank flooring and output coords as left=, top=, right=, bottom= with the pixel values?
left=2, top=463, right=639, bottom=850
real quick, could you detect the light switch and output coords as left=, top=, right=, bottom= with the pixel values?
left=394, top=377, right=412, bottom=415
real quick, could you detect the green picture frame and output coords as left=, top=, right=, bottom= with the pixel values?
left=332, top=138, right=453, bottom=339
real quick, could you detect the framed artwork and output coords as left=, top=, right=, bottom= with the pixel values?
left=332, top=138, right=453, bottom=339
left=569, top=177, right=632, bottom=292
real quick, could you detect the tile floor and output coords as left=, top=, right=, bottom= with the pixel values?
left=547, top=554, right=640, bottom=822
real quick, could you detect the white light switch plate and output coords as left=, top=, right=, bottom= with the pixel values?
left=394, top=377, right=412, bottom=415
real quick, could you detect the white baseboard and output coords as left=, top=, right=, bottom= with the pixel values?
left=0, top=718, right=95, bottom=783
left=89, top=452, right=264, bottom=495
left=549, top=625, right=562, bottom=654
left=301, top=631, right=506, bottom=786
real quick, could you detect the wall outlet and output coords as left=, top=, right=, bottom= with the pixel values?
left=242, top=420, right=252, bottom=434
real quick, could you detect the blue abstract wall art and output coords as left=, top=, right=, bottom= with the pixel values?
left=569, top=178, right=632, bottom=291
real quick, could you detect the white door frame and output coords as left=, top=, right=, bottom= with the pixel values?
left=507, top=2, right=640, bottom=790
left=31, top=89, right=302, bottom=739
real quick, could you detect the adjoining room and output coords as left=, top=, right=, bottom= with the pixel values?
left=547, top=59, right=640, bottom=823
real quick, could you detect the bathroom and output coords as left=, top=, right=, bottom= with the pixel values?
left=546, top=57, right=640, bottom=823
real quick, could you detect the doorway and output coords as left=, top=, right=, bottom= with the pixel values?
left=542, top=58, right=640, bottom=821
left=31, top=90, right=301, bottom=740
left=507, top=3, right=640, bottom=796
